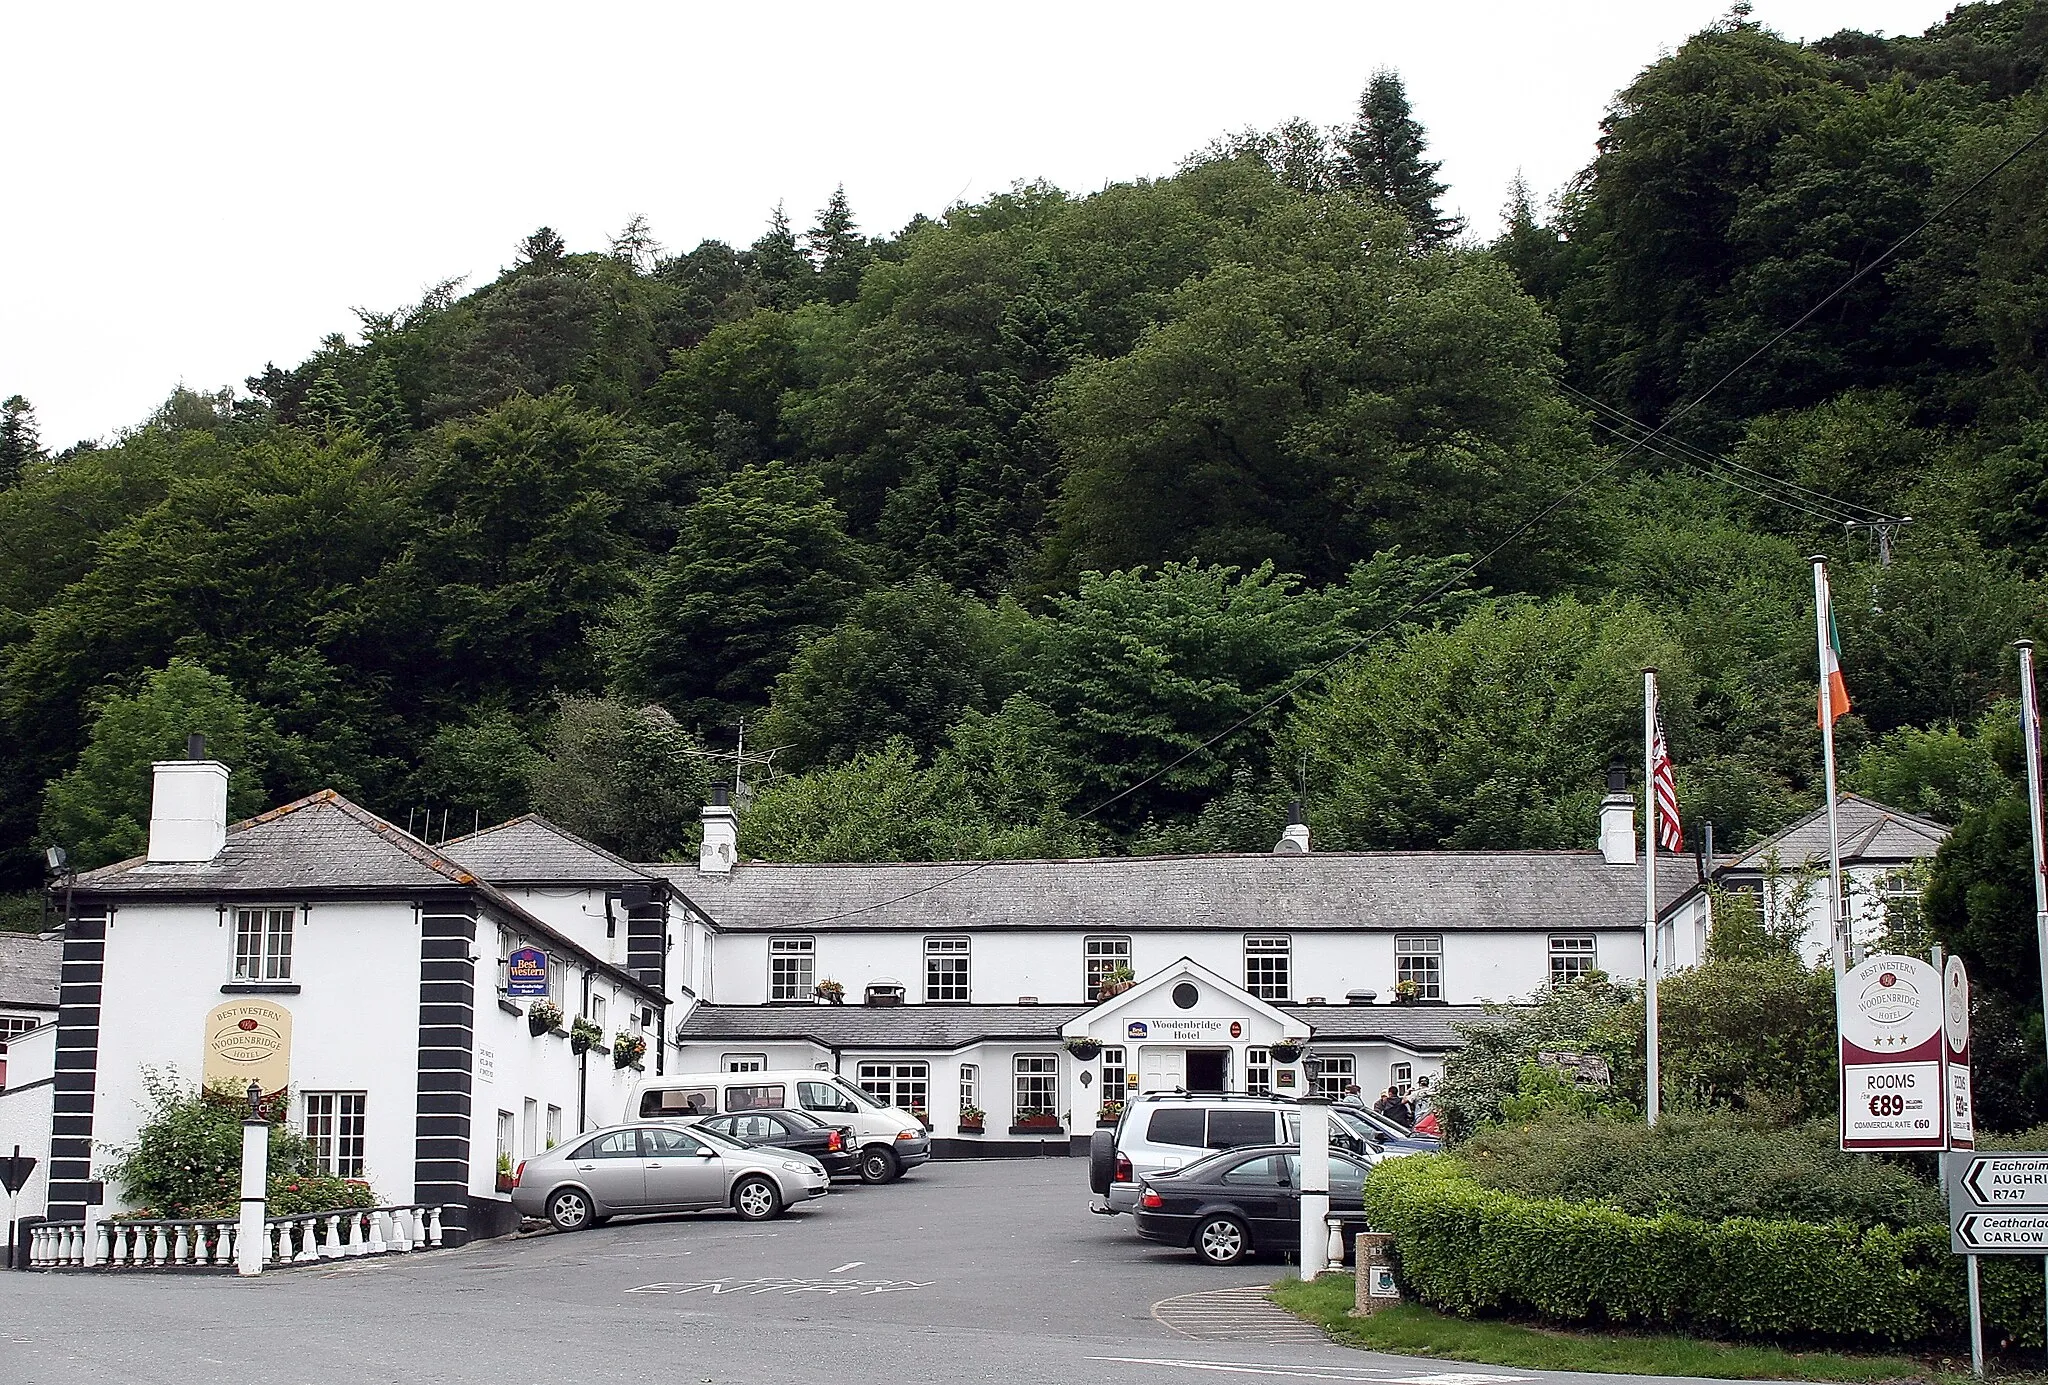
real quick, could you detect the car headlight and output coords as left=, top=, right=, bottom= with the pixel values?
left=781, top=1160, right=809, bottom=1174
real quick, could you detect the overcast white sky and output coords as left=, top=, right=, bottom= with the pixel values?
left=3, top=1, right=1956, bottom=450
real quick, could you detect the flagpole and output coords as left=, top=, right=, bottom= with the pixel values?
left=1813, top=557, right=1848, bottom=982
left=2020, top=641, right=2048, bottom=1065
left=1644, top=666, right=1661, bottom=1127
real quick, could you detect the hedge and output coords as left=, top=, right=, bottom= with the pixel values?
left=1361, top=1155, right=2030, bottom=1347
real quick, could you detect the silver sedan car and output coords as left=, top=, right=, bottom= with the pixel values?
left=511, top=1121, right=829, bottom=1231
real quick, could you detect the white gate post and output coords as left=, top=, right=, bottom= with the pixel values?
left=1298, top=1096, right=1331, bottom=1280
left=235, top=1084, right=269, bottom=1277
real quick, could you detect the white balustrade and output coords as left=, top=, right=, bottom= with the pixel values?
left=27, top=1206, right=445, bottom=1272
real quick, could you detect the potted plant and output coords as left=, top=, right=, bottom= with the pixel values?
left=1064, top=1035, right=1102, bottom=1060
left=1096, top=965, right=1136, bottom=999
left=526, top=998, right=562, bottom=1037
left=1270, top=1038, right=1306, bottom=1065
left=1012, top=1108, right=1062, bottom=1133
left=1393, top=978, right=1423, bottom=1004
left=570, top=1016, right=602, bottom=1055
left=911, top=1106, right=931, bottom=1131
left=613, top=1031, right=647, bottom=1070
left=1097, top=1098, right=1124, bottom=1125
left=814, top=978, right=845, bottom=1005
left=958, top=1105, right=985, bottom=1134
left=495, top=1151, right=515, bottom=1194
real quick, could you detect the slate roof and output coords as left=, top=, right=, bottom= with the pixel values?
left=443, top=814, right=656, bottom=886
left=674, top=1000, right=1494, bottom=1052
left=675, top=1003, right=1090, bottom=1049
left=68, top=791, right=665, bottom=1005
left=0, top=931, right=61, bottom=1012
left=642, top=852, right=1701, bottom=933
left=73, top=791, right=481, bottom=895
left=1724, top=794, right=1948, bottom=871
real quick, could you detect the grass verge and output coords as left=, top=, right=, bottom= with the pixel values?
left=1272, top=1274, right=1985, bottom=1382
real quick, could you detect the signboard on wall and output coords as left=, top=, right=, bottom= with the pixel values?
left=201, top=999, right=292, bottom=1094
left=1125, top=1017, right=1250, bottom=1043
left=506, top=947, right=549, bottom=998
left=1838, top=954, right=1945, bottom=1152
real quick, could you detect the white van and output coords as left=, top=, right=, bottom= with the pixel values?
left=629, top=1070, right=931, bottom=1183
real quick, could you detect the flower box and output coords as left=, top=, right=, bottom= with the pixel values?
left=1010, top=1112, right=1063, bottom=1135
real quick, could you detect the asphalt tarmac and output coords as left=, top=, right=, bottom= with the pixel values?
left=1, top=1158, right=1693, bottom=1385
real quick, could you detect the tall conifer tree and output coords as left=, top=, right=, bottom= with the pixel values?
left=0, top=395, right=40, bottom=488
left=1339, top=69, right=1464, bottom=246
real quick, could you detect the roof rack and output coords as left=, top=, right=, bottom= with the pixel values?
left=1132, top=1089, right=1306, bottom=1104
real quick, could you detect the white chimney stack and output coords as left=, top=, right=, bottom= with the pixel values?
left=148, top=736, right=229, bottom=863
left=1597, top=762, right=1636, bottom=867
left=699, top=784, right=737, bottom=874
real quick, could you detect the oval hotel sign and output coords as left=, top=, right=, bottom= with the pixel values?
left=201, top=999, right=293, bottom=1094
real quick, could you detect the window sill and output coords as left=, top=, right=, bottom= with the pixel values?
left=1008, top=1124, right=1065, bottom=1136
left=220, top=982, right=301, bottom=995
left=496, top=997, right=522, bottom=1015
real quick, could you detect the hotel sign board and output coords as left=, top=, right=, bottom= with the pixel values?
left=201, top=999, right=293, bottom=1095
left=1838, top=954, right=1945, bottom=1152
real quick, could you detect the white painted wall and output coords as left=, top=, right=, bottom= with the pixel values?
left=0, top=1022, right=55, bottom=1218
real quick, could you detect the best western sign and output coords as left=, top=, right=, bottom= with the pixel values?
left=1837, top=954, right=1952, bottom=1152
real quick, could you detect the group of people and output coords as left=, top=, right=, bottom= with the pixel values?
left=1340, top=1077, right=1439, bottom=1136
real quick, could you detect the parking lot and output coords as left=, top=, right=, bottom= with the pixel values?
left=2, top=1161, right=1604, bottom=1385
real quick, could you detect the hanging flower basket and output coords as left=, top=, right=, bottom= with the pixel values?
left=570, top=1017, right=602, bottom=1055
left=613, top=1032, right=647, bottom=1070
left=1270, top=1040, right=1305, bottom=1065
left=814, top=979, right=845, bottom=1005
left=1393, top=979, right=1423, bottom=1004
left=1064, top=1037, right=1103, bottom=1060
left=526, top=998, right=563, bottom=1037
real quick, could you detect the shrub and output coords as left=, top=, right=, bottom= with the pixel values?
left=1363, top=1154, right=1967, bottom=1345
left=267, top=1174, right=377, bottom=1218
left=1458, top=1112, right=1945, bottom=1229
left=1432, top=978, right=1641, bottom=1139
left=103, top=1070, right=319, bottom=1218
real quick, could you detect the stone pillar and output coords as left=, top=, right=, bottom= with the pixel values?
left=1297, top=1097, right=1330, bottom=1279
left=236, top=1101, right=268, bottom=1277
left=1353, top=1232, right=1401, bottom=1316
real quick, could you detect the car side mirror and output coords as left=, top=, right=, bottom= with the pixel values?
left=697, top=1148, right=718, bottom=1158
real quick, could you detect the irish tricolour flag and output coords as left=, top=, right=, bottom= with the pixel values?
left=1817, top=565, right=1852, bottom=728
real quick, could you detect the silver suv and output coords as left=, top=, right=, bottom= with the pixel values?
left=1088, top=1093, right=1392, bottom=1216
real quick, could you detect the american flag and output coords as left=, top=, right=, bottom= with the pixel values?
left=1651, top=715, right=1683, bottom=855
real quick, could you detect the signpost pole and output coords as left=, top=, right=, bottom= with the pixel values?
left=1968, top=1251, right=1986, bottom=1378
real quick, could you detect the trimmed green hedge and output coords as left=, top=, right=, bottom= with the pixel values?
left=1362, top=1155, right=1996, bottom=1347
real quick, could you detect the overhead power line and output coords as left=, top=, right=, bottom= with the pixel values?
left=779, top=116, right=2048, bottom=929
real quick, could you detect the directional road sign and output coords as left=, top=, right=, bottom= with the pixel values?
left=1948, top=1152, right=2048, bottom=1254
left=1956, top=1214, right=2048, bottom=1252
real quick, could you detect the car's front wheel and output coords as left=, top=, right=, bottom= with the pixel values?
left=733, top=1175, right=783, bottom=1221
left=860, top=1145, right=900, bottom=1184
left=1193, top=1215, right=1249, bottom=1266
left=546, top=1187, right=593, bottom=1232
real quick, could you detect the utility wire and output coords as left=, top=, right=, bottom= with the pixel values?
left=1578, top=410, right=1886, bottom=529
left=781, top=116, right=2048, bottom=929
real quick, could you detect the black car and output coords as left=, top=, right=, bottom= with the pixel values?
left=694, top=1108, right=862, bottom=1178
left=1132, top=1144, right=1372, bottom=1265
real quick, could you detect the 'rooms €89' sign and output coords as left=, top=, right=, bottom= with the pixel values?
left=201, top=999, right=293, bottom=1096
left=1839, top=954, right=1945, bottom=1152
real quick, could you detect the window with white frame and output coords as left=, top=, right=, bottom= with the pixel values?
left=546, top=1104, right=562, bottom=1150
left=1549, top=934, right=1597, bottom=986
left=1014, top=1055, right=1059, bottom=1120
left=303, top=1092, right=366, bottom=1177
left=522, top=1097, right=539, bottom=1157
left=1315, top=1054, right=1355, bottom=1101
left=233, top=907, right=294, bottom=981
left=768, top=936, right=815, bottom=1001
left=959, top=1063, right=978, bottom=1114
left=1100, top=1045, right=1127, bottom=1097
left=1244, top=935, right=1291, bottom=1000
left=1245, top=1047, right=1272, bottom=1096
left=857, top=1061, right=929, bottom=1115
left=1390, top=1061, right=1413, bottom=1094
left=0, top=1015, right=40, bottom=1040
left=496, top=1110, right=514, bottom=1165
left=1084, top=935, right=1132, bottom=1000
left=723, top=1053, right=766, bottom=1072
left=1395, top=934, right=1442, bottom=1000
left=587, top=993, right=606, bottom=1032
left=925, top=936, right=970, bottom=1002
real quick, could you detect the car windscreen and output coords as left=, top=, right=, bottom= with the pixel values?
left=833, top=1079, right=887, bottom=1110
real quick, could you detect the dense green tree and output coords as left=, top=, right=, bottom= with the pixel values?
left=0, top=395, right=39, bottom=488
left=528, top=697, right=711, bottom=861
left=745, top=203, right=815, bottom=309
left=807, top=186, right=872, bottom=303
left=1337, top=69, right=1463, bottom=244
left=358, top=357, right=411, bottom=447
left=299, top=367, right=353, bottom=433
left=1286, top=597, right=1689, bottom=850
left=1849, top=712, right=2017, bottom=824
left=414, top=709, right=541, bottom=827
left=608, top=461, right=870, bottom=724
left=39, top=659, right=275, bottom=869
left=757, top=578, right=1000, bottom=770
left=516, top=226, right=567, bottom=271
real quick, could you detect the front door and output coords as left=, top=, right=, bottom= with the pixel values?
left=1186, top=1048, right=1228, bottom=1092
left=640, top=1126, right=728, bottom=1209
left=1140, top=1046, right=1185, bottom=1094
